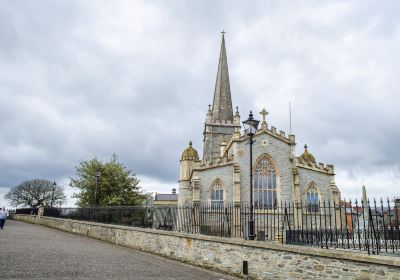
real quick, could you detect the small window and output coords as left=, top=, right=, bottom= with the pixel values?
left=210, top=179, right=224, bottom=209
left=306, top=184, right=319, bottom=212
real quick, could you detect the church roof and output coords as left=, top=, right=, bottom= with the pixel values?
left=211, top=32, right=234, bottom=122
left=181, top=141, right=199, bottom=161
left=299, top=144, right=316, bottom=164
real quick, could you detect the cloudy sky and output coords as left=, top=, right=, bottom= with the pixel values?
left=1, top=1, right=399, bottom=207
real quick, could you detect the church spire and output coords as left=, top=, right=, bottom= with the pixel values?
left=211, top=31, right=234, bottom=122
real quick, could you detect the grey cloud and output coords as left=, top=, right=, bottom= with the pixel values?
left=0, top=1, right=399, bottom=202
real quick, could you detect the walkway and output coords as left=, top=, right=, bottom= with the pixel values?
left=0, top=220, right=237, bottom=280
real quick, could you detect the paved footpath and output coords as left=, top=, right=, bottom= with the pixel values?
left=0, top=220, right=238, bottom=280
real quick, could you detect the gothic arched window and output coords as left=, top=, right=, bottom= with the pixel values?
left=210, top=179, right=224, bottom=208
left=306, top=183, right=319, bottom=212
left=254, top=155, right=278, bottom=209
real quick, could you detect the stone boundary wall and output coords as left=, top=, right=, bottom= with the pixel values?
left=14, top=214, right=400, bottom=280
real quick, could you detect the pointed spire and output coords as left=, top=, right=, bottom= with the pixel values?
left=211, top=31, right=233, bottom=122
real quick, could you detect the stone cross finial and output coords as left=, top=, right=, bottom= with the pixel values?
left=221, top=30, right=226, bottom=36
left=259, top=108, right=269, bottom=123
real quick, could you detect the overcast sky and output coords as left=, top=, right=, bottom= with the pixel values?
left=1, top=1, right=399, bottom=207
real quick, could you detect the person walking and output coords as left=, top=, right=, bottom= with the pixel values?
left=0, top=207, right=8, bottom=229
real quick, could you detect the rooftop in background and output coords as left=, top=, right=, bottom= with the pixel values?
left=154, top=187, right=178, bottom=201
left=154, top=193, right=178, bottom=201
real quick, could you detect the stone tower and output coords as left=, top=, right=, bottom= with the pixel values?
left=178, top=141, right=199, bottom=206
left=203, top=33, right=241, bottom=163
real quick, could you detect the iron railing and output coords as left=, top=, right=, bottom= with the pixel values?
left=15, top=208, right=39, bottom=215
left=15, top=198, right=400, bottom=255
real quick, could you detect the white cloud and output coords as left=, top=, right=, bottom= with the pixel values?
left=336, top=166, right=400, bottom=200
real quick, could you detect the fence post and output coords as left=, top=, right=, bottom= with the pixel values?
left=37, top=206, right=44, bottom=224
left=233, top=202, right=241, bottom=238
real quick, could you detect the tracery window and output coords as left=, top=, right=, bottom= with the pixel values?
left=210, top=179, right=224, bottom=209
left=253, top=155, right=278, bottom=209
left=306, top=183, right=319, bottom=212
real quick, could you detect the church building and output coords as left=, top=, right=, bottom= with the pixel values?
left=178, top=34, right=341, bottom=210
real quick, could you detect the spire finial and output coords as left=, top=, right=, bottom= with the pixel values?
left=189, top=141, right=192, bottom=146
left=304, top=144, right=308, bottom=150
left=235, top=106, right=239, bottom=116
left=221, top=30, right=226, bottom=36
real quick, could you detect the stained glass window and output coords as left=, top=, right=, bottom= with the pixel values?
left=254, top=155, right=277, bottom=209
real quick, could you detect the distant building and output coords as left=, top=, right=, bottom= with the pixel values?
left=153, top=188, right=178, bottom=230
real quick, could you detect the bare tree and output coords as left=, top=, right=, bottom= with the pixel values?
left=5, top=179, right=66, bottom=208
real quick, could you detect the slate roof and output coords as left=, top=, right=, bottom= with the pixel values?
left=155, top=194, right=178, bottom=201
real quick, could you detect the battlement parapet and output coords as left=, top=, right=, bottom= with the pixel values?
left=255, top=123, right=292, bottom=143
left=296, top=157, right=334, bottom=174
left=224, top=122, right=294, bottom=146
left=197, top=159, right=234, bottom=170
left=206, top=119, right=241, bottom=127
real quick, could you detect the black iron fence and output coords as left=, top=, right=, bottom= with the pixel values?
left=15, top=208, right=39, bottom=215
left=15, top=198, right=400, bottom=255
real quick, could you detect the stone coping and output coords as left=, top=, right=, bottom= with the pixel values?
left=16, top=214, right=400, bottom=268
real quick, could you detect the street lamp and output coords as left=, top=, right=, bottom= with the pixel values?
left=51, top=181, right=56, bottom=208
left=94, top=170, right=101, bottom=208
left=242, top=111, right=260, bottom=240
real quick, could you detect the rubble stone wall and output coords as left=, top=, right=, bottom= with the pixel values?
left=14, top=214, right=400, bottom=280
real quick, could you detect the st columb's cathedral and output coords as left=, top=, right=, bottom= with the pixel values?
left=178, top=34, right=341, bottom=209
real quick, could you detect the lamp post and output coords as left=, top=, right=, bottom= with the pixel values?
left=120, top=183, right=123, bottom=206
left=51, top=181, right=56, bottom=208
left=93, top=170, right=101, bottom=220
left=94, top=170, right=101, bottom=208
left=242, top=111, right=260, bottom=240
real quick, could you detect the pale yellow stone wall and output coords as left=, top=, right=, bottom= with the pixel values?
left=14, top=214, right=400, bottom=280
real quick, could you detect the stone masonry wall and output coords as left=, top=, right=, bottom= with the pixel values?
left=234, top=132, right=294, bottom=203
left=298, top=167, right=333, bottom=202
left=194, top=164, right=234, bottom=203
left=14, top=214, right=400, bottom=280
